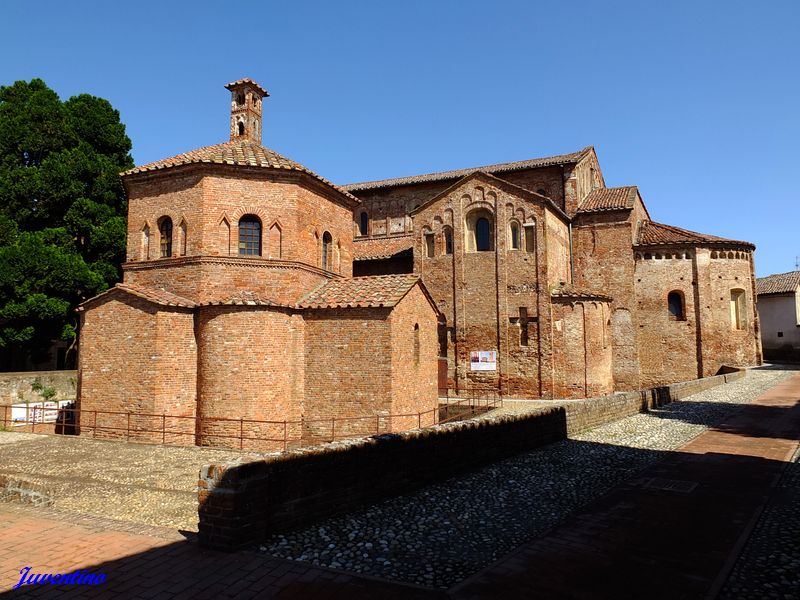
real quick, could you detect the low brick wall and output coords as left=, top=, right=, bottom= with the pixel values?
left=198, top=369, right=746, bottom=551
left=0, top=474, right=54, bottom=508
left=0, top=370, right=77, bottom=405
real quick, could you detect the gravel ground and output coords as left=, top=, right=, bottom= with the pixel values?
left=258, top=367, right=794, bottom=588
left=0, top=434, right=249, bottom=530
left=719, top=445, right=800, bottom=600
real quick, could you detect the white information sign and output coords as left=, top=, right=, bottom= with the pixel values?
left=470, top=351, right=497, bottom=371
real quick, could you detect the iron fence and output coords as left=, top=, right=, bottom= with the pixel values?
left=1, top=393, right=501, bottom=452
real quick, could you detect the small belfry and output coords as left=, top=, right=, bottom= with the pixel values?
left=225, top=78, right=269, bottom=143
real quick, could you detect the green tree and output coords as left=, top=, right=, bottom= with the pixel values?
left=0, top=79, right=133, bottom=370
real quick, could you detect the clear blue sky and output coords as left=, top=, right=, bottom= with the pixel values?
left=2, top=0, right=798, bottom=276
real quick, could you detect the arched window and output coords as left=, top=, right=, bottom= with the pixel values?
left=359, top=212, right=369, bottom=236
left=322, top=231, right=333, bottom=270
left=443, top=226, right=454, bottom=255
left=424, top=231, right=435, bottom=258
left=142, top=224, right=150, bottom=260
left=238, top=215, right=261, bottom=256
left=179, top=219, right=187, bottom=256
left=524, top=224, right=535, bottom=253
left=237, top=121, right=245, bottom=136
left=466, top=209, right=494, bottom=252
left=668, top=291, right=685, bottom=320
left=268, top=223, right=282, bottom=259
left=158, top=217, right=173, bottom=258
left=509, top=222, right=521, bottom=250
left=413, top=323, right=420, bottom=366
left=537, top=188, right=546, bottom=196
left=236, top=93, right=245, bottom=106
left=730, top=289, right=746, bottom=330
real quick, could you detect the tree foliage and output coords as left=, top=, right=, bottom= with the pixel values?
left=0, top=79, right=133, bottom=369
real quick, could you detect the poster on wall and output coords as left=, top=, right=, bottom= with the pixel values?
left=470, top=351, right=497, bottom=371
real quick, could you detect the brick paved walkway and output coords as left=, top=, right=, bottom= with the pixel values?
left=452, top=372, right=800, bottom=600
left=1, top=373, right=797, bottom=599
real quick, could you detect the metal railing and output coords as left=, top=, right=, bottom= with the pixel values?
left=1, top=393, right=501, bottom=453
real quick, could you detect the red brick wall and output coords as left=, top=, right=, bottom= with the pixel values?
left=303, top=308, right=393, bottom=439
left=124, top=258, right=329, bottom=306
left=551, top=299, right=614, bottom=398
left=634, top=251, right=699, bottom=386
left=78, top=294, right=196, bottom=443
left=389, top=284, right=439, bottom=429
left=196, top=306, right=305, bottom=450
left=572, top=214, right=642, bottom=391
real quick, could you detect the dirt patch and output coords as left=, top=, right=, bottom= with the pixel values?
left=0, top=432, right=257, bottom=530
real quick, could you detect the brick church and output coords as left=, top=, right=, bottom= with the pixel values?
left=77, top=79, right=761, bottom=445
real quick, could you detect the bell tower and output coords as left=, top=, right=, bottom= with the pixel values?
left=225, top=78, right=269, bottom=144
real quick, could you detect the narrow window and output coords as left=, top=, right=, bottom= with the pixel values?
left=524, top=224, right=535, bottom=253
left=237, top=121, right=245, bottom=136
left=519, top=307, right=529, bottom=346
left=269, top=223, right=282, bottom=259
left=413, top=323, right=420, bottom=366
left=322, top=231, right=332, bottom=270
left=425, top=232, right=435, bottom=258
left=509, top=222, right=521, bottom=250
left=142, top=224, right=150, bottom=259
left=158, top=217, right=173, bottom=258
left=668, top=291, right=685, bottom=320
left=359, top=212, right=368, bottom=236
left=437, top=321, right=448, bottom=357
left=238, top=216, right=262, bottom=256
left=443, top=226, right=454, bottom=255
left=220, top=217, right=231, bottom=255
left=179, top=219, right=187, bottom=256
left=476, top=217, right=491, bottom=251
left=730, top=289, right=746, bottom=330
left=536, top=188, right=546, bottom=196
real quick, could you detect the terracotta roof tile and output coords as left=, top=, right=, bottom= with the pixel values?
left=78, top=283, right=196, bottom=311
left=636, top=221, right=754, bottom=248
left=224, top=78, right=269, bottom=96
left=197, top=290, right=290, bottom=307
left=298, top=274, right=420, bottom=309
left=577, top=186, right=637, bottom=213
left=342, top=147, right=593, bottom=192
left=353, top=235, right=414, bottom=260
left=756, top=271, right=800, bottom=295
left=122, top=139, right=357, bottom=204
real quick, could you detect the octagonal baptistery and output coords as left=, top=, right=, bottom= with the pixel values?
left=78, top=79, right=365, bottom=449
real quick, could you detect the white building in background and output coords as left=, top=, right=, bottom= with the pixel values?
left=756, top=271, right=800, bottom=362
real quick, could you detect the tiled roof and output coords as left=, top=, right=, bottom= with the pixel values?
left=224, top=78, right=269, bottom=96
left=122, top=139, right=357, bottom=204
left=342, top=147, right=593, bottom=192
left=298, top=274, right=420, bottom=309
left=577, top=186, right=638, bottom=213
left=353, top=235, right=414, bottom=260
left=756, top=271, right=800, bottom=295
left=636, top=221, right=754, bottom=248
left=197, top=290, right=289, bottom=307
left=78, top=283, right=196, bottom=311
left=551, top=284, right=612, bottom=302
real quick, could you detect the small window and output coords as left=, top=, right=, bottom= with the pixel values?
left=413, top=323, right=420, bottom=366
left=179, top=219, right=187, bottom=256
left=668, top=291, right=684, bottom=320
left=465, top=209, right=494, bottom=252
left=524, top=224, right=535, bottom=253
left=425, top=232, right=435, bottom=258
left=237, top=121, right=245, bottom=136
left=536, top=188, right=546, bottom=196
left=238, top=216, right=262, bottom=256
left=730, top=289, right=746, bottom=330
left=509, top=222, right=521, bottom=250
left=359, top=212, right=368, bottom=236
left=777, top=331, right=784, bottom=338
left=236, top=93, right=245, bottom=106
left=443, top=226, right=454, bottom=255
left=142, top=224, right=150, bottom=259
left=158, top=217, right=173, bottom=258
left=322, top=231, right=333, bottom=270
